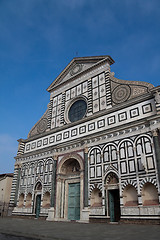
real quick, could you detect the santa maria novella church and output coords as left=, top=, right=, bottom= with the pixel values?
left=10, top=55, right=160, bottom=223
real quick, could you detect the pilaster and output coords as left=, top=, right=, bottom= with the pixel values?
left=9, top=163, right=21, bottom=207
left=84, top=147, right=88, bottom=207
left=152, top=129, right=160, bottom=183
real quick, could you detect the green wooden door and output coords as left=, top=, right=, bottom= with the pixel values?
left=109, top=191, right=115, bottom=222
left=68, top=183, right=80, bottom=220
left=35, top=195, right=41, bottom=218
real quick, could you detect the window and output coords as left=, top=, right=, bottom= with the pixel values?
left=68, top=99, right=87, bottom=122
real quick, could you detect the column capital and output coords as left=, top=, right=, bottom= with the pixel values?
left=14, top=163, right=22, bottom=169
left=84, top=147, right=88, bottom=154
left=53, top=154, right=58, bottom=161
left=152, top=128, right=159, bottom=137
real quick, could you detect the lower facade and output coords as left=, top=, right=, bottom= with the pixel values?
left=10, top=130, right=160, bottom=224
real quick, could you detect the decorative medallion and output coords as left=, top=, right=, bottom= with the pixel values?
left=70, top=64, right=83, bottom=76
left=37, top=118, right=48, bottom=133
left=112, top=85, right=131, bottom=104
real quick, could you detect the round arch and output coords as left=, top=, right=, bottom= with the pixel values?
left=57, top=153, right=84, bottom=174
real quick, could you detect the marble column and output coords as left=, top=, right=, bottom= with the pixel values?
left=84, top=147, right=88, bottom=207
left=152, top=129, right=160, bottom=183
left=50, top=158, right=57, bottom=207
left=46, top=156, right=57, bottom=221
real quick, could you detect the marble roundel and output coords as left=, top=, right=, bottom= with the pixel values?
left=112, top=85, right=131, bottom=104
left=37, top=118, right=48, bottom=133
left=70, top=64, right=82, bottom=76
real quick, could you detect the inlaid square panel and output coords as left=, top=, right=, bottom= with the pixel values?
left=99, top=72, right=105, bottom=85
left=66, top=90, right=70, bottom=101
left=100, top=96, right=106, bottom=110
left=88, top=123, right=95, bottom=131
left=53, top=97, right=58, bottom=106
left=71, top=128, right=77, bottom=137
left=77, top=84, right=82, bottom=95
left=97, top=119, right=105, bottom=128
left=93, top=87, right=99, bottom=100
left=93, top=99, right=99, bottom=113
left=107, top=115, right=116, bottom=125
left=79, top=126, right=86, bottom=134
left=56, top=134, right=62, bottom=141
left=57, top=105, right=61, bottom=115
left=37, top=140, right=42, bottom=147
left=63, top=131, right=69, bottom=139
left=99, top=84, right=106, bottom=97
left=142, top=103, right=152, bottom=114
left=49, top=136, right=55, bottom=143
left=82, top=81, right=88, bottom=93
left=56, top=116, right=61, bottom=126
left=118, top=112, right=127, bottom=122
left=130, top=108, right=139, bottom=118
left=92, top=76, right=98, bottom=88
left=43, top=138, right=48, bottom=146
left=51, top=118, right=55, bottom=129
left=26, top=144, right=30, bottom=151
left=71, top=87, right=76, bottom=98
left=58, top=94, right=62, bottom=105
left=52, top=107, right=57, bottom=117
left=31, top=142, right=36, bottom=149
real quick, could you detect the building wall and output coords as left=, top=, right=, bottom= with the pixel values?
left=10, top=56, right=160, bottom=222
left=0, top=175, right=13, bottom=216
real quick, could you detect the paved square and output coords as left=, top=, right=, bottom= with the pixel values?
left=0, top=218, right=159, bottom=240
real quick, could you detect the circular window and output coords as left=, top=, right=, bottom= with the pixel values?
left=68, top=99, right=87, bottom=122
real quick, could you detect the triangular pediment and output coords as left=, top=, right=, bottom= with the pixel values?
left=47, top=55, right=114, bottom=92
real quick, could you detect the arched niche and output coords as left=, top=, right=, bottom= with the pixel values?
left=90, top=188, right=102, bottom=207
left=60, top=158, right=80, bottom=175
left=42, top=192, right=51, bottom=208
left=57, top=153, right=84, bottom=175
left=142, top=183, right=159, bottom=206
left=18, top=193, right=24, bottom=208
left=35, top=182, right=42, bottom=191
left=123, top=185, right=138, bottom=206
left=25, top=193, right=32, bottom=208
left=105, top=172, right=119, bottom=186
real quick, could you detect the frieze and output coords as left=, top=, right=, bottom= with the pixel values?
left=24, top=99, right=156, bottom=154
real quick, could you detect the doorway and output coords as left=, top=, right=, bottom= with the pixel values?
left=108, top=189, right=120, bottom=222
left=35, top=194, right=41, bottom=218
left=68, top=182, right=80, bottom=220
left=34, top=182, right=42, bottom=218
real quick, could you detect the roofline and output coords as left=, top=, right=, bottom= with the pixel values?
left=47, top=55, right=114, bottom=92
left=0, top=173, right=13, bottom=177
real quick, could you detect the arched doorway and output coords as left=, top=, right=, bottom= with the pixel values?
left=34, top=182, right=42, bottom=218
left=105, top=172, right=120, bottom=222
left=56, top=156, right=84, bottom=221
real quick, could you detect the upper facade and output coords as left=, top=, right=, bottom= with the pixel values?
left=16, top=55, right=160, bottom=157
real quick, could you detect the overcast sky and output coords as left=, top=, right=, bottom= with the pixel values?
left=0, top=0, right=160, bottom=174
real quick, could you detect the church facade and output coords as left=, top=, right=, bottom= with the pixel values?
left=10, top=55, right=160, bottom=223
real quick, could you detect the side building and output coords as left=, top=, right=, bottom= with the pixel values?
left=0, top=173, right=13, bottom=216
left=10, top=55, right=160, bottom=223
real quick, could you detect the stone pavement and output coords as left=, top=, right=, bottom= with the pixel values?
left=0, top=217, right=160, bottom=240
